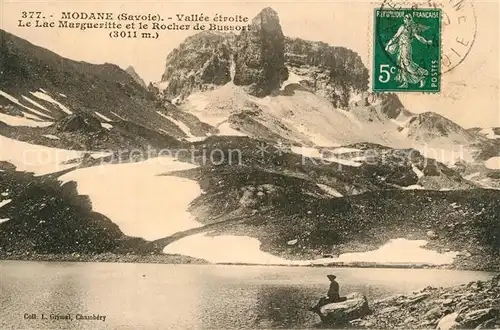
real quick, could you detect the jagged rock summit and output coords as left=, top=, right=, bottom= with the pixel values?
left=157, top=7, right=289, bottom=99
left=233, top=7, right=288, bottom=97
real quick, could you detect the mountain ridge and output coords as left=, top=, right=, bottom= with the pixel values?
left=1, top=8, right=499, bottom=269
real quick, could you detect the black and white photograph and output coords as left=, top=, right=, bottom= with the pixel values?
left=0, top=0, right=499, bottom=328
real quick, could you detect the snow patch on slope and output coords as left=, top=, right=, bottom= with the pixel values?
left=485, top=157, right=500, bottom=170
left=402, top=184, right=425, bottom=190
left=464, top=172, right=480, bottom=180
left=101, top=123, right=113, bottom=130
left=21, top=96, right=51, bottom=113
left=391, top=116, right=414, bottom=127
left=415, top=144, right=475, bottom=166
left=317, top=184, right=343, bottom=197
left=110, top=111, right=126, bottom=121
left=330, top=147, right=362, bottom=154
left=216, top=122, right=246, bottom=136
left=293, top=123, right=339, bottom=147
left=0, top=199, right=12, bottom=208
left=0, top=136, right=81, bottom=175
left=291, top=146, right=321, bottom=158
left=279, top=70, right=309, bottom=91
left=0, top=113, right=52, bottom=127
left=479, top=128, right=500, bottom=139
left=186, top=137, right=208, bottom=142
left=325, top=156, right=364, bottom=167
left=229, top=54, right=236, bottom=81
left=290, top=146, right=364, bottom=167
left=412, top=165, right=424, bottom=178
left=94, top=111, right=112, bottom=122
left=59, top=157, right=202, bottom=240
left=42, top=134, right=60, bottom=140
left=0, top=90, right=50, bottom=119
left=30, top=90, right=72, bottom=114
left=156, top=111, right=193, bottom=137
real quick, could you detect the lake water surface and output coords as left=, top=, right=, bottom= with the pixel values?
left=0, top=261, right=494, bottom=329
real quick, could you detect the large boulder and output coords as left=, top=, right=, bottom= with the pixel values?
left=437, top=312, right=460, bottom=330
left=318, top=293, right=370, bottom=326
left=233, top=7, right=287, bottom=97
left=54, top=113, right=103, bottom=133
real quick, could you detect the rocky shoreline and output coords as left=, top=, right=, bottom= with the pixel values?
left=0, top=252, right=207, bottom=264
left=349, top=275, right=500, bottom=329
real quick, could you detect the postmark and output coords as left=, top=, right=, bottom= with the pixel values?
left=373, top=7, right=442, bottom=92
left=426, top=0, right=477, bottom=73
left=373, top=0, right=477, bottom=93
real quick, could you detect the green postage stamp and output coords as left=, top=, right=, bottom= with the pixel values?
left=373, top=8, right=442, bottom=93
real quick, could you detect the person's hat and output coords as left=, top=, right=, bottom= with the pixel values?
left=327, top=274, right=336, bottom=280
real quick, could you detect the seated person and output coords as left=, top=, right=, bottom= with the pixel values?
left=309, top=275, right=347, bottom=312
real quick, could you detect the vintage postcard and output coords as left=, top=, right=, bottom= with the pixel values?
left=0, top=0, right=499, bottom=329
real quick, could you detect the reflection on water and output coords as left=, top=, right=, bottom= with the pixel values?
left=0, top=261, right=494, bottom=329
left=254, top=285, right=319, bottom=329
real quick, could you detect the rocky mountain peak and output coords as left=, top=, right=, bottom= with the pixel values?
left=284, top=37, right=369, bottom=108
left=125, top=66, right=146, bottom=88
left=159, top=31, right=233, bottom=102
left=251, top=7, right=280, bottom=28
left=233, top=7, right=288, bottom=97
left=405, top=111, right=476, bottom=144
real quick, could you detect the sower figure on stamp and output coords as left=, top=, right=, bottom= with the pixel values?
left=385, top=13, right=433, bottom=88
left=309, top=275, right=347, bottom=312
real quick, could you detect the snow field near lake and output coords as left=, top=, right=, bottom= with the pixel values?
left=328, top=239, right=458, bottom=265
left=164, top=236, right=458, bottom=266
left=59, top=157, right=203, bottom=241
left=164, top=234, right=290, bottom=264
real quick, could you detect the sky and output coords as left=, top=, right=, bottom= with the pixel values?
left=1, top=0, right=499, bottom=128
